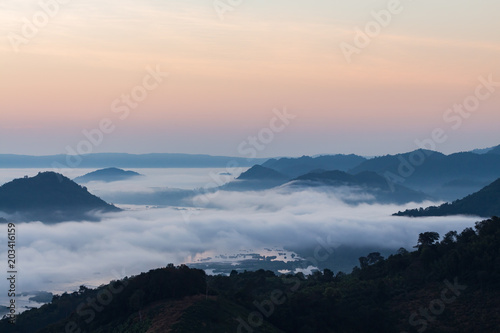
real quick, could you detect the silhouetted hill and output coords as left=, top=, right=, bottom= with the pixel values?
left=394, top=178, right=500, bottom=217
left=0, top=172, right=120, bottom=223
left=220, top=165, right=289, bottom=191
left=3, top=217, right=500, bottom=332
left=289, top=170, right=430, bottom=204
left=262, top=154, right=366, bottom=178
left=0, top=153, right=266, bottom=168
left=350, top=149, right=500, bottom=200
left=237, top=165, right=289, bottom=180
left=74, top=167, right=143, bottom=183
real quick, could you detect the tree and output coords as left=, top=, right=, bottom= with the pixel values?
left=129, top=290, right=145, bottom=321
left=441, top=231, right=458, bottom=246
left=359, top=256, right=369, bottom=269
left=367, top=252, right=384, bottom=265
left=414, top=232, right=440, bottom=250
left=78, top=285, right=89, bottom=295
left=323, top=268, right=334, bottom=282
left=397, top=247, right=408, bottom=255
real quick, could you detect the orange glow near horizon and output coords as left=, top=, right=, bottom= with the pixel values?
left=1, top=0, right=499, bottom=156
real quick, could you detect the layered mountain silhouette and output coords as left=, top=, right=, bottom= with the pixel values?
left=220, top=165, right=429, bottom=204
left=220, top=165, right=289, bottom=191
left=0, top=172, right=120, bottom=223
left=349, top=149, right=500, bottom=200
left=0, top=153, right=266, bottom=168
left=287, top=170, right=430, bottom=204
left=74, top=167, right=143, bottom=183
left=262, top=154, right=366, bottom=178
left=394, top=178, right=500, bottom=217
left=488, top=145, right=500, bottom=155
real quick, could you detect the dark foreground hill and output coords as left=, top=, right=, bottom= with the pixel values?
left=74, top=167, right=143, bottom=183
left=394, top=178, right=500, bottom=218
left=0, top=172, right=120, bottom=223
left=2, top=217, right=500, bottom=332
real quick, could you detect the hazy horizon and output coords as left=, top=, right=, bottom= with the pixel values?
left=0, top=141, right=499, bottom=159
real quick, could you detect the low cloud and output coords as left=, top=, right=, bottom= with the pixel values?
left=0, top=186, right=478, bottom=299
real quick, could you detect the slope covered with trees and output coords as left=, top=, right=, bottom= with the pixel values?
left=0, top=172, right=120, bottom=223
left=2, top=217, right=500, bottom=332
left=394, top=178, right=500, bottom=217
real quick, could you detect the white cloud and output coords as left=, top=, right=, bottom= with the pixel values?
left=0, top=186, right=478, bottom=300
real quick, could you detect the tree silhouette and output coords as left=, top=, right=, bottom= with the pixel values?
left=414, top=231, right=440, bottom=250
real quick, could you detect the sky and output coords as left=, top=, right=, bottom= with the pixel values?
left=1, top=0, right=500, bottom=157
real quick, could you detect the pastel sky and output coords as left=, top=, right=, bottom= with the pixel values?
left=1, top=0, right=499, bottom=157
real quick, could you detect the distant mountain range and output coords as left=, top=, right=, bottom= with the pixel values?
left=3, top=145, right=500, bottom=209
left=0, top=153, right=267, bottom=168
left=0, top=172, right=120, bottom=223
left=221, top=146, right=500, bottom=203
left=262, top=154, right=367, bottom=178
left=288, top=170, right=430, bottom=204
left=221, top=165, right=429, bottom=204
left=488, top=145, right=500, bottom=155
left=220, top=165, right=289, bottom=191
left=394, top=178, right=500, bottom=218
left=349, top=149, right=500, bottom=200
left=469, top=144, right=500, bottom=154
left=74, top=167, right=143, bottom=183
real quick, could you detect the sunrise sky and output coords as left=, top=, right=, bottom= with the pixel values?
left=1, top=0, right=499, bottom=157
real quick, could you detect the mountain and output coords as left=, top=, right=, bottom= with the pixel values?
left=262, top=154, right=366, bottom=178
left=289, top=170, right=430, bottom=204
left=3, top=217, right=500, bottom=332
left=488, top=145, right=500, bottom=155
left=349, top=149, right=500, bottom=200
left=0, top=172, right=120, bottom=223
left=394, top=178, right=500, bottom=217
left=74, top=167, right=143, bottom=183
left=0, top=153, right=267, bottom=169
left=220, top=165, right=289, bottom=191
left=237, top=165, right=289, bottom=180
left=470, top=144, right=498, bottom=154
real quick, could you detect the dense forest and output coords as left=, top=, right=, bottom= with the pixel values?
left=2, top=217, right=499, bottom=332
left=394, top=178, right=500, bottom=217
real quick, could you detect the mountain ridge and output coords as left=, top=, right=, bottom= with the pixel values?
left=394, top=177, right=500, bottom=217
left=0, top=172, right=120, bottom=223
left=74, top=167, right=143, bottom=183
